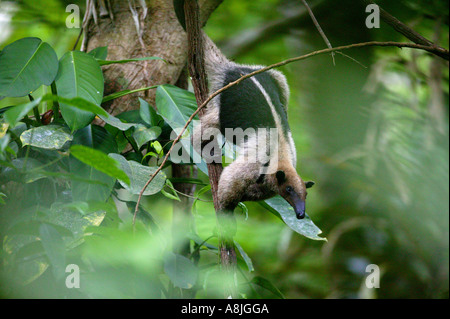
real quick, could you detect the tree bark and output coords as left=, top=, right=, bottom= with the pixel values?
left=84, top=0, right=235, bottom=297
left=84, top=0, right=222, bottom=115
left=183, top=0, right=237, bottom=298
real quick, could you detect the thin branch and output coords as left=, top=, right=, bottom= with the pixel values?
left=301, top=0, right=335, bottom=65
left=364, top=0, right=449, bottom=61
left=221, top=0, right=326, bottom=57
left=167, top=184, right=213, bottom=203
left=335, top=51, right=368, bottom=69
left=134, top=40, right=449, bottom=220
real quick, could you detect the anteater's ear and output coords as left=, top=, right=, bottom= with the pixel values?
left=305, top=181, right=315, bottom=189
left=275, top=170, right=286, bottom=185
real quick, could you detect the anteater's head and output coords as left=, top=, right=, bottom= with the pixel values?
left=273, top=164, right=314, bottom=219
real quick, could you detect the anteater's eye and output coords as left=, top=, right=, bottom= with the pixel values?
left=286, top=186, right=293, bottom=193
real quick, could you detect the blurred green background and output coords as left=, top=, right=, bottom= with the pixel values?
left=0, top=0, right=448, bottom=298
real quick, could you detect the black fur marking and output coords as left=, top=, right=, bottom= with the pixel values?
left=256, top=174, right=265, bottom=184
left=220, top=67, right=275, bottom=134
left=276, top=170, right=286, bottom=184
left=219, top=67, right=290, bottom=142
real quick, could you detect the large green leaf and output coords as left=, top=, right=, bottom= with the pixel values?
left=108, top=153, right=166, bottom=196
left=88, top=46, right=108, bottom=60
left=47, top=95, right=109, bottom=118
left=39, top=223, right=66, bottom=280
left=139, top=97, right=163, bottom=127
left=115, top=110, right=147, bottom=126
left=55, top=51, right=104, bottom=131
left=46, top=202, right=107, bottom=245
left=70, top=145, right=129, bottom=185
left=234, top=240, right=254, bottom=272
left=99, top=114, right=138, bottom=131
left=69, top=126, right=121, bottom=202
left=1, top=158, right=47, bottom=183
left=3, top=97, right=41, bottom=127
left=0, top=37, right=59, bottom=97
left=102, top=86, right=157, bottom=103
left=260, top=196, right=326, bottom=241
left=125, top=201, right=159, bottom=232
left=3, top=95, right=108, bottom=128
left=155, top=85, right=207, bottom=173
left=163, top=252, right=198, bottom=289
left=6, top=220, right=73, bottom=238
left=20, top=125, right=72, bottom=150
left=251, top=276, right=285, bottom=299
left=155, top=85, right=198, bottom=130
left=132, top=124, right=162, bottom=149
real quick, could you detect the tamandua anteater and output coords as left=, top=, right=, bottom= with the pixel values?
left=176, top=1, right=314, bottom=219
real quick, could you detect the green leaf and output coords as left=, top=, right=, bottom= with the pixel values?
left=14, top=241, right=45, bottom=263
left=70, top=145, right=130, bottom=185
left=39, top=223, right=66, bottom=280
left=46, top=203, right=107, bottom=243
left=132, top=124, right=162, bottom=149
left=142, top=140, right=164, bottom=162
left=155, top=85, right=207, bottom=173
left=20, top=125, right=73, bottom=150
left=237, top=202, right=249, bottom=220
left=0, top=121, right=8, bottom=136
left=195, top=184, right=211, bottom=196
left=192, top=184, right=211, bottom=213
left=102, top=86, right=158, bottom=103
left=115, top=110, right=147, bottom=126
left=97, top=56, right=164, bottom=66
left=139, top=97, right=163, bottom=127
left=234, top=241, right=254, bottom=272
left=55, top=51, right=104, bottom=131
left=99, top=114, right=138, bottom=131
left=188, top=233, right=218, bottom=250
left=0, top=192, right=6, bottom=205
left=251, top=276, right=285, bottom=299
left=1, top=158, right=47, bottom=183
left=88, top=46, right=108, bottom=60
left=156, top=85, right=198, bottom=130
left=108, top=153, right=166, bottom=195
left=163, top=252, right=198, bottom=289
left=161, top=179, right=181, bottom=201
left=3, top=97, right=41, bottom=127
left=46, top=95, right=109, bottom=118
left=0, top=37, right=59, bottom=97
left=162, top=190, right=180, bottom=202
left=152, top=140, right=163, bottom=156
left=6, top=220, right=73, bottom=237
left=260, top=196, right=326, bottom=241
left=69, top=125, right=118, bottom=202
left=125, top=201, right=159, bottom=232
left=4, top=94, right=109, bottom=128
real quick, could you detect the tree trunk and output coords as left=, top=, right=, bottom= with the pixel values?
left=84, top=0, right=228, bottom=297
left=84, top=0, right=222, bottom=115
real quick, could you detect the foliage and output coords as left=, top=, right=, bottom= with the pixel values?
left=205, top=0, right=449, bottom=299
left=0, top=33, right=323, bottom=298
left=0, top=0, right=448, bottom=299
